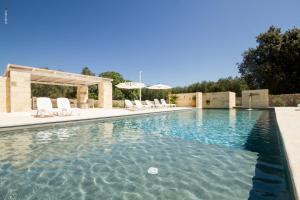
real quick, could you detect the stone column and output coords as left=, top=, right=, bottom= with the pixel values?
left=9, top=71, right=31, bottom=112
left=229, top=92, right=236, bottom=108
left=0, top=77, right=8, bottom=112
left=195, top=92, right=202, bottom=108
left=98, top=79, right=112, bottom=109
left=77, top=85, right=89, bottom=109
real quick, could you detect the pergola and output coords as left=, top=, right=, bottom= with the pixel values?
left=0, top=64, right=113, bottom=112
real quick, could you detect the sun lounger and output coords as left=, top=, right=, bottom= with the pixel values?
left=36, top=97, right=57, bottom=117
left=145, top=100, right=155, bottom=108
left=125, top=100, right=140, bottom=110
left=160, top=99, right=176, bottom=107
left=154, top=99, right=164, bottom=108
left=134, top=100, right=151, bottom=109
left=57, top=98, right=80, bottom=116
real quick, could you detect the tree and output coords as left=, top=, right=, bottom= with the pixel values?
left=170, top=77, right=248, bottom=97
left=99, top=71, right=139, bottom=100
left=80, top=66, right=98, bottom=99
left=81, top=66, right=95, bottom=76
left=238, top=26, right=300, bottom=94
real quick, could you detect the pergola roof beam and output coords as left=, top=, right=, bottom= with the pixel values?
left=4, top=64, right=113, bottom=86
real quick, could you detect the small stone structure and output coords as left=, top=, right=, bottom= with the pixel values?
left=203, top=92, right=235, bottom=108
left=0, top=64, right=113, bottom=112
left=169, top=91, right=235, bottom=108
left=242, top=89, right=269, bottom=108
left=172, top=93, right=197, bottom=107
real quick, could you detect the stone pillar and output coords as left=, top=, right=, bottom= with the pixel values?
left=242, top=89, right=269, bottom=108
left=9, top=71, right=31, bottom=112
left=0, top=77, right=8, bottom=112
left=77, top=85, right=89, bottom=109
left=195, top=92, right=202, bottom=108
left=98, top=79, right=112, bottom=109
left=229, top=92, right=236, bottom=108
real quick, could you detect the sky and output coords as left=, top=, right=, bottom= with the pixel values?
left=0, top=0, right=300, bottom=86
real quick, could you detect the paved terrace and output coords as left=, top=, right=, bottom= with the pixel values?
left=275, top=107, right=300, bottom=199
left=0, top=107, right=191, bottom=131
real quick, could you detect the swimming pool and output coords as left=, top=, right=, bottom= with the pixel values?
left=0, top=109, right=293, bottom=199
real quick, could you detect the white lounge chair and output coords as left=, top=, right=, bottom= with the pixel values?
left=125, top=100, right=139, bottom=110
left=154, top=99, right=163, bottom=108
left=145, top=100, right=155, bottom=108
left=57, top=98, right=80, bottom=116
left=36, top=97, right=57, bottom=117
left=134, top=100, right=151, bottom=109
left=296, top=104, right=300, bottom=111
left=161, top=99, right=176, bottom=107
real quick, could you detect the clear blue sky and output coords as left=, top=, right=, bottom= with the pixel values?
left=0, top=0, right=299, bottom=86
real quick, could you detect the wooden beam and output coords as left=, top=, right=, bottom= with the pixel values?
left=31, top=81, right=82, bottom=87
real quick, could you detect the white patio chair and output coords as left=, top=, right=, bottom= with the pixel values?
left=125, top=100, right=138, bottom=110
left=57, top=98, right=80, bottom=116
left=154, top=99, right=163, bottom=108
left=134, top=100, right=150, bottom=109
left=145, top=100, right=155, bottom=108
left=161, top=99, right=176, bottom=107
left=296, top=104, right=300, bottom=111
left=36, top=97, right=57, bottom=117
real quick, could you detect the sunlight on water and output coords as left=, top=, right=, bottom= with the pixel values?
left=0, top=110, right=292, bottom=200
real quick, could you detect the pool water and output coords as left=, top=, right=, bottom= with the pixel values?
left=0, top=109, right=293, bottom=199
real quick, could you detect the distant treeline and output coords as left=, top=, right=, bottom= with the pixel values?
left=170, top=77, right=248, bottom=97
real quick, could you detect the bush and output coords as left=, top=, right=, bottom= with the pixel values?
left=271, top=98, right=285, bottom=107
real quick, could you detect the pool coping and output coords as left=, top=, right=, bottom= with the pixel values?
left=0, top=108, right=193, bottom=132
left=275, top=107, right=300, bottom=200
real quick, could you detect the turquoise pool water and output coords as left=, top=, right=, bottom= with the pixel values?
left=0, top=110, right=293, bottom=199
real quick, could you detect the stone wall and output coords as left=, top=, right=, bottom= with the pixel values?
left=9, top=71, right=32, bottom=112
left=172, top=93, right=196, bottom=107
left=242, top=89, right=269, bottom=108
left=0, top=77, right=8, bottom=112
left=202, top=92, right=236, bottom=108
left=269, top=93, right=300, bottom=107
left=169, top=91, right=235, bottom=108
left=236, top=97, right=242, bottom=106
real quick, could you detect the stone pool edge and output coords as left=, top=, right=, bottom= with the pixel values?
left=0, top=108, right=193, bottom=132
left=275, top=107, right=300, bottom=200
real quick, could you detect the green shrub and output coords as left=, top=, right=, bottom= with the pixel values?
left=272, top=98, right=285, bottom=107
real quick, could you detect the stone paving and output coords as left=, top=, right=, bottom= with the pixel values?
left=275, top=107, right=300, bottom=199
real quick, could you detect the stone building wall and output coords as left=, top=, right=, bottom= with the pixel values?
left=202, top=92, right=236, bottom=108
left=9, top=71, right=32, bottom=112
left=0, top=77, right=8, bottom=112
left=169, top=91, right=235, bottom=108
left=171, top=93, right=196, bottom=107
left=242, top=89, right=269, bottom=108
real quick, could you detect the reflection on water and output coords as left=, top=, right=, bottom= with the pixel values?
left=229, top=108, right=236, bottom=129
left=0, top=109, right=292, bottom=200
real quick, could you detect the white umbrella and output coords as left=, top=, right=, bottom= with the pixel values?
left=147, top=84, right=172, bottom=90
left=116, top=81, right=145, bottom=101
left=116, top=82, right=145, bottom=89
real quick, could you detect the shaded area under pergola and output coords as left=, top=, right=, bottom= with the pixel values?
left=0, top=64, right=113, bottom=112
